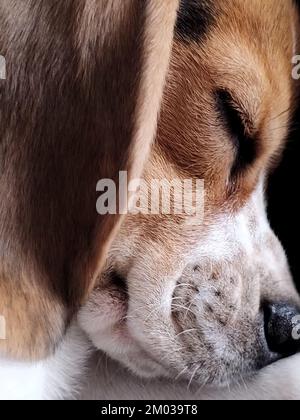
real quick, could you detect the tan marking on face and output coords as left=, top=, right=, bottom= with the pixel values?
left=156, top=0, right=296, bottom=210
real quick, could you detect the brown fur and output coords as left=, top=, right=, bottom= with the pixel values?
left=157, top=0, right=297, bottom=210
left=0, top=0, right=178, bottom=360
left=0, top=0, right=299, bottom=378
left=112, top=0, right=298, bottom=275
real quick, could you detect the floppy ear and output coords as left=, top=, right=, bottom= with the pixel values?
left=0, top=0, right=179, bottom=360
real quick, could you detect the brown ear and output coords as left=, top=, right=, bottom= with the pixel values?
left=0, top=0, right=179, bottom=360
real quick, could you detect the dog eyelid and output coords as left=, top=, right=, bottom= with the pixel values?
left=215, top=89, right=257, bottom=174
left=215, top=89, right=254, bottom=135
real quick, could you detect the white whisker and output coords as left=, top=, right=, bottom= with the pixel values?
left=188, top=365, right=200, bottom=390
left=176, top=328, right=198, bottom=338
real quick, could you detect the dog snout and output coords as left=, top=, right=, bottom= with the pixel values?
left=264, top=302, right=300, bottom=358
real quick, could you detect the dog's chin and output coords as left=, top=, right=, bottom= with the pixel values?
left=78, top=283, right=260, bottom=388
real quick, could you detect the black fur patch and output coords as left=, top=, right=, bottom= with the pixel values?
left=175, top=0, right=216, bottom=43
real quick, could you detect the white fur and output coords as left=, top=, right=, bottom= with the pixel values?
left=0, top=184, right=297, bottom=400
left=0, top=325, right=92, bottom=400
left=81, top=351, right=300, bottom=401
left=79, top=178, right=298, bottom=387
left=1, top=323, right=300, bottom=400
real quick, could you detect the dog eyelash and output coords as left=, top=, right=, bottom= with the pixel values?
left=215, top=89, right=257, bottom=175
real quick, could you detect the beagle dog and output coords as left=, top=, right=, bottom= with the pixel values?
left=0, top=0, right=300, bottom=400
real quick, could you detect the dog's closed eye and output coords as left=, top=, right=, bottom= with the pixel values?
left=215, top=89, right=257, bottom=176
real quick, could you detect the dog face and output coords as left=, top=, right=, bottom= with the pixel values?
left=80, top=0, right=300, bottom=387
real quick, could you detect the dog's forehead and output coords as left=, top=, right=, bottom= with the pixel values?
left=154, top=0, right=297, bottom=213
left=175, top=0, right=296, bottom=46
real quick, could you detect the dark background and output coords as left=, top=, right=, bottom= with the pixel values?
left=268, top=102, right=299, bottom=291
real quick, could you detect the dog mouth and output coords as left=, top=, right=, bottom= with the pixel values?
left=101, top=271, right=128, bottom=318
left=80, top=268, right=294, bottom=388
left=79, top=270, right=171, bottom=379
left=82, top=275, right=237, bottom=387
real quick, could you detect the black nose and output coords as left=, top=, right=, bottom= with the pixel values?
left=264, top=303, right=300, bottom=357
